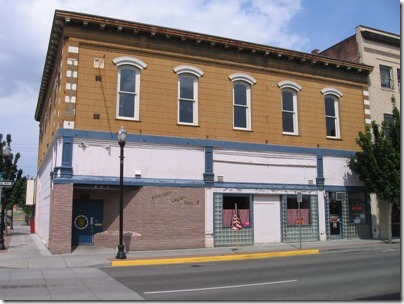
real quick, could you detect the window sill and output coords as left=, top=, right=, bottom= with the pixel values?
left=116, top=117, right=140, bottom=122
left=233, top=128, right=252, bottom=132
left=326, top=136, right=342, bottom=141
left=282, top=132, right=300, bottom=136
left=381, top=87, right=395, bottom=92
left=177, top=123, right=199, bottom=127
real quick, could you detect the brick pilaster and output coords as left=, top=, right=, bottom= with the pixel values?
left=49, top=184, right=73, bottom=254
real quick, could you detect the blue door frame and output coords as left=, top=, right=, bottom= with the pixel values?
left=72, top=200, right=104, bottom=245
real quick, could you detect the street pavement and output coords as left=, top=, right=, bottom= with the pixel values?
left=0, top=224, right=400, bottom=300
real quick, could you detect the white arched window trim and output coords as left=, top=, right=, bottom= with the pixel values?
left=278, top=81, right=301, bottom=135
left=229, top=74, right=254, bottom=131
left=173, top=65, right=203, bottom=126
left=280, top=88, right=299, bottom=135
left=321, top=87, right=343, bottom=98
left=278, top=80, right=302, bottom=91
left=113, top=56, right=147, bottom=121
left=173, top=65, right=204, bottom=78
left=229, top=73, right=257, bottom=85
left=322, top=88, right=342, bottom=139
left=112, top=56, right=148, bottom=70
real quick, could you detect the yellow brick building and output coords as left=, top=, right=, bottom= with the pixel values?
left=34, top=11, right=374, bottom=254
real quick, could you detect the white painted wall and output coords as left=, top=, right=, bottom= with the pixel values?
left=213, top=149, right=317, bottom=185
left=323, top=156, right=363, bottom=186
left=35, top=142, right=59, bottom=247
left=72, top=139, right=205, bottom=180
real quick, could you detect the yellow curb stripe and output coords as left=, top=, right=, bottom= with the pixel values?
left=111, top=249, right=319, bottom=267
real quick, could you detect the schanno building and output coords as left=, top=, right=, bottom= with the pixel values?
left=34, top=10, right=374, bottom=254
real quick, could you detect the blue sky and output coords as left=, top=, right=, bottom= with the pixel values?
left=293, top=0, right=400, bottom=52
left=0, top=0, right=400, bottom=178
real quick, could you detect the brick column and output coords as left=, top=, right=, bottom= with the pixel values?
left=49, top=184, right=73, bottom=254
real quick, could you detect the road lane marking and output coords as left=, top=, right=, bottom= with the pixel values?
left=144, top=279, right=298, bottom=294
left=112, top=249, right=320, bottom=267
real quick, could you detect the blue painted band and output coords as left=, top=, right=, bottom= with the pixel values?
left=52, top=174, right=365, bottom=192
left=55, top=128, right=357, bottom=158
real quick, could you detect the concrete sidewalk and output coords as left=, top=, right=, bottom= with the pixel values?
left=0, top=225, right=144, bottom=300
left=0, top=225, right=400, bottom=269
left=0, top=225, right=400, bottom=300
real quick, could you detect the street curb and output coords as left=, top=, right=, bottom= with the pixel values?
left=111, top=249, right=320, bottom=267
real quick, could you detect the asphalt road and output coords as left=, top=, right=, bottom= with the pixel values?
left=102, top=248, right=401, bottom=301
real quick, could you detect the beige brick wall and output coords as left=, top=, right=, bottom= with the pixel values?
left=356, top=27, right=400, bottom=125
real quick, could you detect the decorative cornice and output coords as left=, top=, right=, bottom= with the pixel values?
left=362, top=30, right=400, bottom=47
left=35, top=10, right=374, bottom=121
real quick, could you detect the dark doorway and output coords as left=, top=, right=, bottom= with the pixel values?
left=329, top=201, right=342, bottom=239
left=392, top=202, right=400, bottom=237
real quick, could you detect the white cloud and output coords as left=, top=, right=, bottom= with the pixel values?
left=0, top=0, right=306, bottom=177
left=10, top=0, right=306, bottom=48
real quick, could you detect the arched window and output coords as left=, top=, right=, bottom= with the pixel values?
left=321, top=88, right=343, bottom=138
left=278, top=81, right=301, bottom=135
left=229, top=73, right=256, bottom=130
left=113, top=56, right=147, bottom=120
left=174, top=65, right=204, bottom=125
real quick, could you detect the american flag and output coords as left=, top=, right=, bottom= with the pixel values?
left=232, top=210, right=243, bottom=230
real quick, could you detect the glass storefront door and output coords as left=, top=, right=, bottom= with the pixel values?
left=329, top=200, right=342, bottom=238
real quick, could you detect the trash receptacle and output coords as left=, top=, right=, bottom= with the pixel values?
left=30, top=217, right=35, bottom=233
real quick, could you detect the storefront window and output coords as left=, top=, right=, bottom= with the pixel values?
left=222, top=195, right=251, bottom=227
left=348, top=192, right=367, bottom=224
left=287, top=195, right=311, bottom=225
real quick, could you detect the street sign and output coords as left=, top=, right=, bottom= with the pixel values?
left=0, top=181, right=13, bottom=187
left=297, top=191, right=302, bottom=203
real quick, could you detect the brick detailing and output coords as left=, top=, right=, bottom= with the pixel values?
left=49, top=184, right=74, bottom=254
left=64, top=44, right=79, bottom=130
left=94, top=186, right=205, bottom=251
left=363, top=89, right=371, bottom=125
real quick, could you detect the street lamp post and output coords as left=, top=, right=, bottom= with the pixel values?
left=116, top=127, right=127, bottom=259
left=0, top=144, right=11, bottom=250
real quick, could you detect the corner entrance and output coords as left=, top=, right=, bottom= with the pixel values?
left=72, top=200, right=104, bottom=245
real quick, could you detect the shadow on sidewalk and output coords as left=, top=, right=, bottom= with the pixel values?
left=0, top=232, right=11, bottom=253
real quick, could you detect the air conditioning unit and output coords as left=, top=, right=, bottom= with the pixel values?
left=336, top=192, right=346, bottom=201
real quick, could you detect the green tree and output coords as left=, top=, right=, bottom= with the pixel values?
left=0, top=134, right=27, bottom=218
left=348, top=97, right=400, bottom=243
